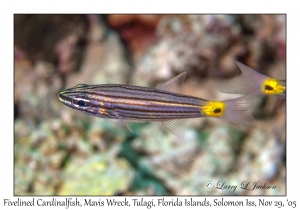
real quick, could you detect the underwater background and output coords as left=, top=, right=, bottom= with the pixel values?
left=14, top=14, right=286, bottom=195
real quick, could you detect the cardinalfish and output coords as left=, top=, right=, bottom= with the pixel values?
left=58, top=72, right=258, bottom=139
left=220, top=62, right=286, bottom=99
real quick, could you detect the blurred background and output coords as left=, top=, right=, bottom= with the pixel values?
left=14, top=14, right=286, bottom=195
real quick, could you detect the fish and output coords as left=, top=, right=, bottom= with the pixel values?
left=219, top=61, right=286, bottom=99
left=58, top=72, right=258, bottom=139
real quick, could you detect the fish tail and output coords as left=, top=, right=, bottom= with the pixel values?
left=200, top=94, right=261, bottom=128
left=277, top=92, right=286, bottom=99
left=219, top=61, right=268, bottom=95
left=277, top=80, right=286, bottom=99
left=221, top=94, right=261, bottom=128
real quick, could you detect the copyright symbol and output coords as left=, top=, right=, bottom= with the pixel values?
left=206, top=181, right=214, bottom=190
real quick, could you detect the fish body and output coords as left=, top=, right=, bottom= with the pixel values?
left=58, top=72, right=257, bottom=138
left=59, top=84, right=203, bottom=121
left=220, top=62, right=286, bottom=99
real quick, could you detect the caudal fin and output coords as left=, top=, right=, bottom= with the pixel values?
left=219, top=62, right=268, bottom=95
left=277, top=80, right=286, bottom=99
left=221, top=94, right=262, bottom=128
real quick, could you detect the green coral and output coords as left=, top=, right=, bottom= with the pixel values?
left=59, top=155, right=134, bottom=195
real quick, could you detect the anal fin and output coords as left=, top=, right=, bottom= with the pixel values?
left=161, top=119, right=184, bottom=140
left=124, top=119, right=146, bottom=123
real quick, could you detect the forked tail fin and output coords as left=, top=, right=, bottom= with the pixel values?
left=219, top=61, right=268, bottom=95
left=220, top=62, right=286, bottom=99
left=221, top=94, right=261, bottom=128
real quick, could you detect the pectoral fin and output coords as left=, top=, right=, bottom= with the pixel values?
left=113, top=110, right=132, bottom=133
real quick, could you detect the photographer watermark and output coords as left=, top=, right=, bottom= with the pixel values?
left=206, top=181, right=276, bottom=193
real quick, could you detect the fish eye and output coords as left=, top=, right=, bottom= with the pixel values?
left=77, top=100, right=85, bottom=107
left=73, top=94, right=91, bottom=109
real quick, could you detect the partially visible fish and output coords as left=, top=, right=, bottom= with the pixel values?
left=219, top=61, right=286, bottom=99
left=58, top=72, right=258, bottom=139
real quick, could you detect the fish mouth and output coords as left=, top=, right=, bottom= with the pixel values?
left=58, top=92, right=65, bottom=103
left=58, top=91, right=72, bottom=106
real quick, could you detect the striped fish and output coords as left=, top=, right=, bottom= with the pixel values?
left=219, top=61, right=286, bottom=99
left=58, top=72, right=258, bottom=139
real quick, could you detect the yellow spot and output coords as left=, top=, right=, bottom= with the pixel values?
left=262, top=78, right=286, bottom=95
left=90, top=162, right=106, bottom=171
left=201, top=101, right=226, bottom=117
left=99, top=108, right=108, bottom=115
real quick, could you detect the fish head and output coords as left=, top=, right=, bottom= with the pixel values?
left=58, top=84, right=107, bottom=117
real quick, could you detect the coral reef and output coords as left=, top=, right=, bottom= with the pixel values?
left=14, top=14, right=286, bottom=195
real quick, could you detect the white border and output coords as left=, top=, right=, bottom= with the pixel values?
left=2, top=0, right=299, bottom=209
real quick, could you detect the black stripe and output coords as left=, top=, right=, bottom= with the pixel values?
left=66, top=90, right=201, bottom=106
left=91, top=90, right=200, bottom=105
left=68, top=84, right=205, bottom=103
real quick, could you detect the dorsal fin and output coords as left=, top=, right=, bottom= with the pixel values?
left=75, top=84, right=89, bottom=88
left=156, top=72, right=186, bottom=94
